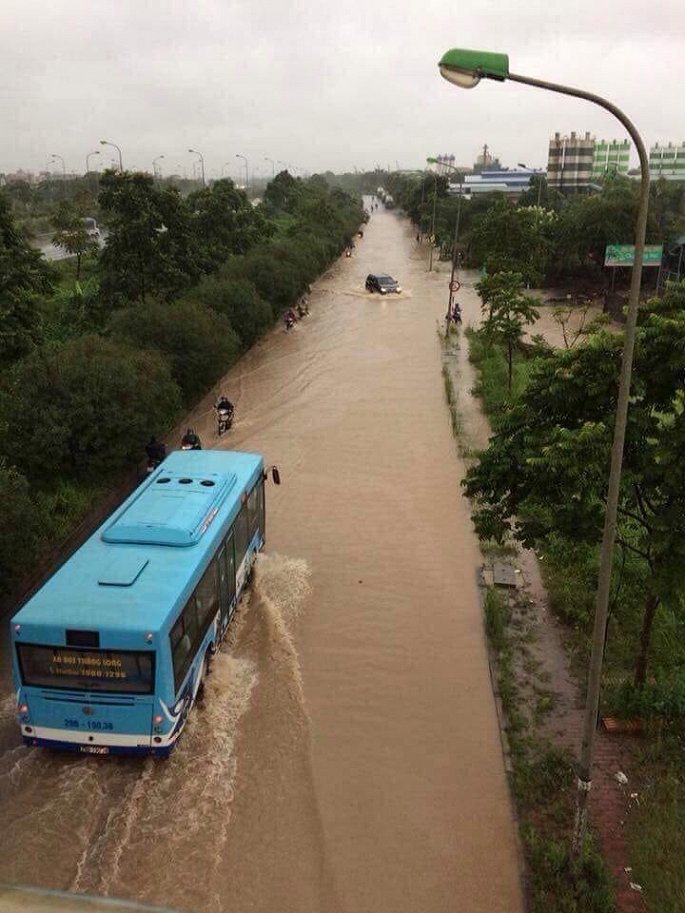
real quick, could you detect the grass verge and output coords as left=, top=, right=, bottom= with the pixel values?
left=458, top=328, right=615, bottom=911
left=483, top=585, right=614, bottom=913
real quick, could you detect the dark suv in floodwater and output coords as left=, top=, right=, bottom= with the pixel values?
left=365, top=273, right=402, bottom=294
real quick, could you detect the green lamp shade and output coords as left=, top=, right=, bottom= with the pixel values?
left=438, top=48, right=510, bottom=88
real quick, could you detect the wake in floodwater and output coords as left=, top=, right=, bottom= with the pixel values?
left=0, top=554, right=318, bottom=913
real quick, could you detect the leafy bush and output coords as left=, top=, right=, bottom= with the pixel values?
left=186, top=275, right=274, bottom=348
left=109, top=299, right=240, bottom=404
left=1, top=334, right=180, bottom=480
left=0, top=462, right=46, bottom=591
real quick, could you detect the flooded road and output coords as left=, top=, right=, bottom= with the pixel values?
left=0, top=208, right=523, bottom=913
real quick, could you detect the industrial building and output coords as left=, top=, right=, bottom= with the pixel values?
left=649, top=142, right=685, bottom=181
left=547, top=131, right=595, bottom=191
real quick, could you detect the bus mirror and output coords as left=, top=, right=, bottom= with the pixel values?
left=272, top=466, right=281, bottom=486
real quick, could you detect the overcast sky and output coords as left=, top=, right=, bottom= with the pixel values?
left=1, top=0, right=683, bottom=179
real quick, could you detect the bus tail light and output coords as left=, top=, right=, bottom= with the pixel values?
left=14, top=624, right=21, bottom=634
left=154, top=715, right=163, bottom=725
left=18, top=703, right=28, bottom=714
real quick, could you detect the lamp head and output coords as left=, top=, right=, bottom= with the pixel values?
left=438, top=48, right=509, bottom=89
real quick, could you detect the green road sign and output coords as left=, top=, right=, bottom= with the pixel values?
left=604, top=244, right=663, bottom=267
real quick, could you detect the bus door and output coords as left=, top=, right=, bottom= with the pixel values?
left=217, top=534, right=237, bottom=632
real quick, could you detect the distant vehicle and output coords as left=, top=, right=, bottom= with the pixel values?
left=81, top=217, right=100, bottom=240
left=366, top=273, right=402, bottom=295
left=11, top=449, right=280, bottom=757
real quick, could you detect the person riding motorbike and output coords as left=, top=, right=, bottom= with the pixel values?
left=215, top=395, right=235, bottom=434
left=181, top=428, right=202, bottom=450
left=284, top=308, right=296, bottom=330
left=145, top=436, right=166, bottom=472
left=297, top=297, right=309, bottom=317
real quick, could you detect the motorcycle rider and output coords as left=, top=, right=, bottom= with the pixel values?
left=145, top=436, right=166, bottom=470
left=284, top=308, right=297, bottom=329
left=215, top=394, right=235, bottom=433
left=181, top=428, right=202, bottom=450
left=215, top=394, right=234, bottom=419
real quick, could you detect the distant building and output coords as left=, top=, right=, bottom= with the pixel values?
left=434, top=154, right=456, bottom=176
left=547, top=131, right=594, bottom=191
left=649, top=142, right=685, bottom=182
left=4, top=169, right=42, bottom=184
left=592, top=139, right=631, bottom=179
left=447, top=167, right=545, bottom=198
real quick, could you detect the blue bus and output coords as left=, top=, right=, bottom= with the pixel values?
left=10, top=449, right=279, bottom=757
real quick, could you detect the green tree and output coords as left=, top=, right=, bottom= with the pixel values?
left=2, top=334, right=180, bottom=479
left=476, top=271, right=540, bottom=392
left=263, top=170, right=303, bottom=213
left=187, top=179, right=272, bottom=272
left=0, top=191, right=52, bottom=363
left=109, top=299, right=240, bottom=404
left=187, top=275, right=273, bottom=348
left=98, top=171, right=199, bottom=305
left=471, top=198, right=551, bottom=284
left=0, top=461, right=45, bottom=591
left=51, top=201, right=97, bottom=280
left=464, top=286, right=685, bottom=685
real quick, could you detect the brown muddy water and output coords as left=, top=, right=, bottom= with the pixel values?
left=0, top=207, right=523, bottom=913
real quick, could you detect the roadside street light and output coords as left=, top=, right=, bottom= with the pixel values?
left=426, top=169, right=439, bottom=272
left=50, top=153, right=66, bottom=178
left=100, top=139, right=123, bottom=171
left=438, top=46, right=650, bottom=857
left=264, top=156, right=275, bottom=179
left=152, top=154, right=165, bottom=179
left=50, top=153, right=67, bottom=199
left=188, top=148, right=205, bottom=186
left=85, top=150, right=100, bottom=173
left=236, top=154, right=249, bottom=191
left=428, top=156, right=464, bottom=320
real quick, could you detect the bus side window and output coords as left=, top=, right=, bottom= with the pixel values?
left=258, top=480, right=265, bottom=535
left=195, top=560, right=219, bottom=626
left=233, top=506, right=249, bottom=569
left=247, top=485, right=260, bottom=539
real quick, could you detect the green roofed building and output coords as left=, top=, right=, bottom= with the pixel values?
left=592, top=139, right=631, bottom=179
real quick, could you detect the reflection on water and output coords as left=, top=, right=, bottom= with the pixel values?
left=1, top=208, right=522, bottom=913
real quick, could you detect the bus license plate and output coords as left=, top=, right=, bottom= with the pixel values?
left=79, top=745, right=110, bottom=755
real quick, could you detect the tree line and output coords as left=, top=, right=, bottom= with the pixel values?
left=0, top=170, right=362, bottom=595
left=385, top=171, right=684, bottom=287
left=463, top=267, right=685, bottom=718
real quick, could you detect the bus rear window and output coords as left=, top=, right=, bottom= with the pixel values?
left=17, top=644, right=155, bottom=694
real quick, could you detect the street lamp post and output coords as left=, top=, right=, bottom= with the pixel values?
left=152, top=154, right=165, bottom=179
left=427, top=171, right=439, bottom=271
left=85, top=150, right=100, bottom=174
left=428, top=156, right=464, bottom=323
left=188, top=149, right=205, bottom=186
left=100, top=139, right=123, bottom=171
left=50, top=154, right=67, bottom=199
left=236, top=154, right=249, bottom=191
left=264, top=156, right=276, bottom=179
left=438, top=46, right=650, bottom=857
